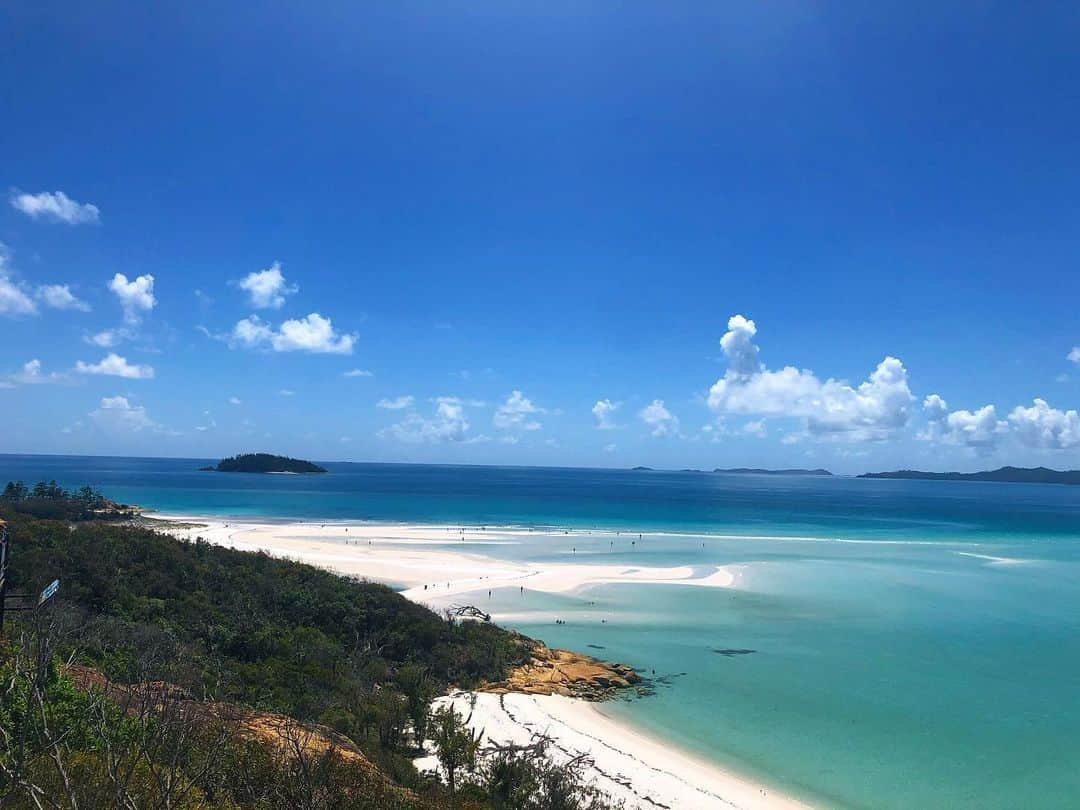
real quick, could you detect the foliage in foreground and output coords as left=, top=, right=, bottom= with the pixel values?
left=0, top=506, right=623, bottom=809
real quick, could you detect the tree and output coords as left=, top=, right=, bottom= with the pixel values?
left=430, top=704, right=482, bottom=799
left=396, top=663, right=436, bottom=750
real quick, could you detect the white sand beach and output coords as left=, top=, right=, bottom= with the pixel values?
left=157, top=516, right=811, bottom=809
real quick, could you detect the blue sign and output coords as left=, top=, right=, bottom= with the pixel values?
left=38, top=579, right=60, bottom=606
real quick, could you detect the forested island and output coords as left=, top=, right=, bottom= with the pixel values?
left=858, top=466, right=1080, bottom=485
left=202, top=453, right=328, bottom=474
left=0, top=483, right=627, bottom=809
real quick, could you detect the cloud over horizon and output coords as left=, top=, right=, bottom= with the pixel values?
left=707, top=314, right=914, bottom=441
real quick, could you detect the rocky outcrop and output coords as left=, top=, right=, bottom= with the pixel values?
left=482, top=643, right=641, bottom=701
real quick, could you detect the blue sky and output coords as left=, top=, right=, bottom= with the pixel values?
left=2, top=1, right=1079, bottom=472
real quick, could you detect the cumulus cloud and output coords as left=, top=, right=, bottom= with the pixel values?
left=108, top=273, right=156, bottom=324
left=228, top=313, right=356, bottom=355
left=919, top=394, right=1006, bottom=452
left=84, top=328, right=130, bottom=348
left=1008, top=399, right=1080, bottom=450
left=8, top=359, right=66, bottom=385
left=236, top=262, right=298, bottom=309
left=379, top=396, right=470, bottom=443
left=343, top=368, right=373, bottom=378
left=592, top=399, right=620, bottom=430
left=0, top=246, right=37, bottom=317
left=75, top=353, right=155, bottom=380
left=707, top=314, right=914, bottom=440
left=743, top=419, right=767, bottom=437
left=639, top=399, right=680, bottom=437
left=1069, top=347, right=1080, bottom=365
left=36, top=284, right=90, bottom=312
left=229, top=396, right=242, bottom=405
left=89, top=395, right=157, bottom=432
left=494, top=390, right=544, bottom=431
left=10, top=190, right=99, bottom=224
left=377, top=395, right=414, bottom=410
left=0, top=276, right=37, bottom=316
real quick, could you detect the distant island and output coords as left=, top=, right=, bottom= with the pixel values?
left=858, top=466, right=1080, bottom=486
left=201, top=453, right=328, bottom=474
left=631, top=466, right=654, bottom=471
left=713, top=468, right=833, bottom=476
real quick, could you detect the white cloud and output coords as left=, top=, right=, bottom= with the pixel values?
left=923, top=393, right=948, bottom=422
left=1069, top=347, right=1080, bottom=365
left=343, top=368, right=374, bottom=378
left=379, top=396, right=470, bottom=443
left=75, top=353, right=155, bottom=379
left=279, top=389, right=295, bottom=397
left=229, top=396, right=242, bottom=406
left=195, top=411, right=217, bottom=432
left=707, top=314, right=914, bottom=440
left=228, top=313, right=356, bottom=355
left=0, top=246, right=37, bottom=317
left=89, top=395, right=156, bottom=432
left=494, top=390, right=544, bottom=431
left=84, top=328, right=130, bottom=348
left=743, top=418, right=767, bottom=437
left=592, top=398, right=620, bottom=430
left=36, top=284, right=90, bottom=312
left=1008, top=398, right=1080, bottom=450
left=719, top=314, right=761, bottom=376
left=377, top=395, right=415, bottom=410
left=919, top=394, right=1007, bottom=452
left=108, top=273, right=156, bottom=324
left=10, top=190, right=100, bottom=225
left=603, top=443, right=617, bottom=454
left=9, top=359, right=65, bottom=385
left=639, top=399, right=680, bottom=437
left=236, top=262, right=298, bottom=309
left=0, top=277, right=37, bottom=316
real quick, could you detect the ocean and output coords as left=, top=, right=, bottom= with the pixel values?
left=4, top=453, right=1080, bottom=809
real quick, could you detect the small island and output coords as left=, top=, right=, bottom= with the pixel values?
left=713, top=467, right=833, bottom=476
left=858, top=466, right=1080, bottom=486
left=201, top=453, right=328, bottom=474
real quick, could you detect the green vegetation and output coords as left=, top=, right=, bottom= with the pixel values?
left=204, top=453, right=328, bottom=474
left=1, top=480, right=133, bottom=521
left=0, top=494, right=623, bottom=809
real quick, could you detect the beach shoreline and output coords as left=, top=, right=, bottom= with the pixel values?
left=156, top=513, right=813, bottom=810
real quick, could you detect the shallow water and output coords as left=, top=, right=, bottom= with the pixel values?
left=5, top=454, right=1080, bottom=808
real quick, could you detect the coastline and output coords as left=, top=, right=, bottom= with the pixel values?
left=156, top=514, right=813, bottom=810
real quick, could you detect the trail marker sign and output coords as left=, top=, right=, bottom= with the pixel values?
left=38, top=579, right=59, bottom=606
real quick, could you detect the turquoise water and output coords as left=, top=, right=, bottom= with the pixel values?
left=5, top=454, right=1080, bottom=808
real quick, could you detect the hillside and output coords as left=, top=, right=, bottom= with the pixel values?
left=0, top=492, right=625, bottom=809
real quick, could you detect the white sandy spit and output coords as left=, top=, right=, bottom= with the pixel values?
left=415, top=692, right=812, bottom=810
left=156, top=516, right=809, bottom=809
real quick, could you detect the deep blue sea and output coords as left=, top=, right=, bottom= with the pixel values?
left=5, top=454, right=1080, bottom=809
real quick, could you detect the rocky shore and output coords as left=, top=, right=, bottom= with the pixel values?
left=482, top=642, right=642, bottom=701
